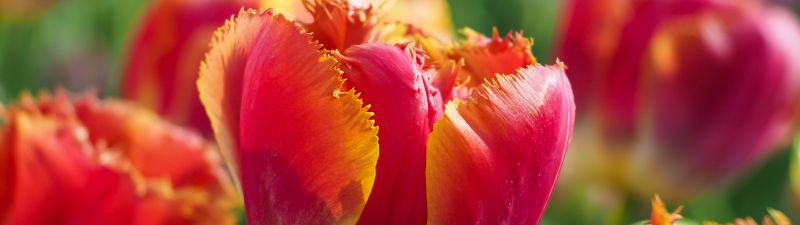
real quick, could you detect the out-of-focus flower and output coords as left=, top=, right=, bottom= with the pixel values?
left=122, top=0, right=259, bottom=136
left=197, top=0, right=575, bottom=223
left=0, top=0, right=58, bottom=21
left=262, top=0, right=453, bottom=38
left=643, top=195, right=791, bottom=225
left=0, top=91, right=238, bottom=225
left=560, top=0, right=800, bottom=198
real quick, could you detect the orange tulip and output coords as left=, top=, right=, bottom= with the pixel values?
left=197, top=0, right=575, bottom=224
left=0, top=91, right=237, bottom=225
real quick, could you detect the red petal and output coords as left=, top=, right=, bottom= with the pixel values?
left=335, top=43, right=442, bottom=224
left=426, top=64, right=575, bottom=224
left=198, top=8, right=272, bottom=187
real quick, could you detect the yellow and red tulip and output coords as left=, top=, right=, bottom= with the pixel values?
left=560, top=0, right=800, bottom=198
left=0, top=91, right=238, bottom=225
left=197, top=0, right=575, bottom=223
left=122, top=0, right=259, bottom=136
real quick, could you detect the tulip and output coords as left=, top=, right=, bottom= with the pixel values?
left=644, top=195, right=791, bottom=225
left=0, top=91, right=238, bottom=225
left=559, top=0, right=800, bottom=198
left=122, top=0, right=259, bottom=136
left=197, top=1, right=575, bottom=224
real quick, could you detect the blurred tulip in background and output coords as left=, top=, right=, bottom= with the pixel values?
left=122, top=0, right=259, bottom=135
left=560, top=0, right=800, bottom=199
left=0, top=91, right=237, bottom=224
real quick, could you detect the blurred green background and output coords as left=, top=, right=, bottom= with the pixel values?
left=0, top=0, right=798, bottom=224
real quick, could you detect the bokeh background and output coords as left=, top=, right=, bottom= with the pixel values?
left=1, top=0, right=799, bottom=224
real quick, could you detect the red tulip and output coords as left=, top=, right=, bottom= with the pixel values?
left=0, top=91, right=238, bottom=225
left=122, top=0, right=259, bottom=136
left=197, top=1, right=575, bottom=224
left=560, top=0, right=800, bottom=198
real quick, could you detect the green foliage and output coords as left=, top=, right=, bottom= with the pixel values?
left=447, top=0, right=560, bottom=63
left=0, top=0, right=149, bottom=101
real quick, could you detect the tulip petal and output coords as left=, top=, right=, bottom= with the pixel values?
left=302, top=0, right=377, bottom=51
left=430, top=60, right=462, bottom=104
left=426, top=64, right=574, bottom=224
left=199, top=8, right=272, bottom=187
left=2, top=110, right=139, bottom=225
left=450, top=28, right=536, bottom=88
left=73, top=98, right=224, bottom=190
left=200, top=9, right=380, bottom=224
left=335, top=43, right=441, bottom=224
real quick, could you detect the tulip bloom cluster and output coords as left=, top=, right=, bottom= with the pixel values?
left=196, top=0, right=575, bottom=223
left=560, top=0, right=800, bottom=198
left=0, top=91, right=238, bottom=225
